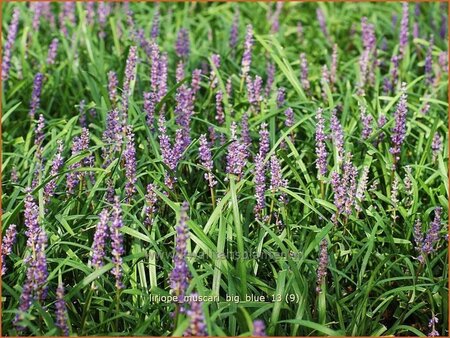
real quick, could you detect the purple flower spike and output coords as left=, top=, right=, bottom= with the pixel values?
left=47, top=38, right=59, bottom=65
left=247, top=75, right=263, bottom=109
left=210, top=54, right=221, bottom=88
left=29, top=73, right=44, bottom=118
left=144, top=184, right=158, bottom=227
left=428, top=316, right=439, bottom=337
left=277, top=87, right=286, bottom=108
left=1, top=224, right=17, bottom=276
left=215, top=90, right=225, bottom=125
left=421, top=207, right=442, bottom=255
left=144, top=92, right=156, bottom=129
left=316, top=8, right=329, bottom=39
left=355, top=166, right=369, bottom=212
left=360, top=104, right=373, bottom=140
left=151, top=5, right=160, bottom=40
left=258, top=123, right=270, bottom=158
left=253, top=153, right=266, bottom=219
left=265, top=62, right=276, bottom=96
left=191, top=69, right=202, bottom=95
left=285, top=107, right=294, bottom=129
left=331, top=155, right=358, bottom=221
left=330, top=44, right=338, bottom=87
left=389, top=83, right=408, bottom=168
left=270, top=155, right=288, bottom=204
left=425, top=36, right=434, bottom=85
left=122, top=46, right=138, bottom=118
left=330, top=109, right=345, bottom=163
left=184, top=293, right=208, bottom=336
left=111, top=197, right=125, bottom=290
left=44, top=140, right=64, bottom=205
left=67, top=128, right=92, bottom=194
left=297, top=21, right=304, bottom=41
left=2, top=7, right=20, bottom=81
left=229, top=11, right=239, bottom=52
left=55, top=282, right=69, bottom=336
left=253, top=319, right=267, bottom=336
left=226, top=122, right=248, bottom=180
left=90, top=209, right=110, bottom=269
left=315, top=108, right=328, bottom=178
left=199, top=134, right=217, bottom=188
left=432, top=132, right=442, bottom=163
left=241, top=24, right=254, bottom=78
left=316, top=239, right=328, bottom=293
left=124, top=126, right=137, bottom=201
left=176, top=28, right=190, bottom=58
left=169, top=202, right=191, bottom=310
left=108, top=71, right=118, bottom=106
left=399, top=2, right=409, bottom=57
left=299, top=53, right=310, bottom=92
left=413, top=219, right=423, bottom=250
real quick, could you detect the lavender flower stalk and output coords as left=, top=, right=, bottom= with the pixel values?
left=184, top=293, right=208, bottom=336
left=89, top=209, right=110, bottom=269
left=111, top=197, right=125, bottom=289
left=215, top=90, right=225, bottom=125
left=421, top=207, right=442, bottom=256
left=425, top=36, right=434, bottom=85
left=330, top=44, right=338, bottom=88
left=277, top=87, right=286, bottom=108
left=67, top=128, right=91, bottom=194
left=299, top=53, right=310, bottom=92
left=413, top=219, right=423, bottom=250
left=122, top=46, right=138, bottom=119
left=151, top=5, right=160, bottom=40
left=29, top=73, right=44, bottom=118
left=360, top=104, right=373, bottom=140
left=144, top=92, right=156, bottom=129
left=241, top=24, right=254, bottom=78
left=253, top=320, right=267, bottom=336
left=47, top=38, right=59, bottom=65
left=169, top=202, right=190, bottom=311
left=175, top=28, right=190, bottom=58
left=1, top=224, right=17, bottom=276
left=355, top=166, right=369, bottom=212
left=389, top=83, right=408, bottom=169
left=55, top=282, right=69, bottom=336
left=226, top=122, right=248, bottom=180
left=431, top=132, right=442, bottom=163
left=44, top=140, right=64, bottom=204
left=399, top=2, right=409, bottom=57
left=428, top=316, right=439, bottom=337
left=316, top=239, right=328, bottom=293
left=316, top=8, right=329, bottom=39
left=144, top=184, right=158, bottom=227
left=1, top=8, right=20, bottom=81
left=229, top=11, right=239, bottom=52
left=315, top=108, right=328, bottom=179
left=270, top=155, right=288, bottom=204
left=247, top=75, right=263, bottom=109
left=124, top=125, right=137, bottom=201
left=108, top=71, right=118, bottom=106
left=330, top=109, right=345, bottom=163
left=199, top=134, right=217, bottom=188
left=253, top=153, right=266, bottom=219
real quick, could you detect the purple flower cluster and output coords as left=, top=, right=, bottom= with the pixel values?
left=431, top=132, right=442, bottom=163
left=241, top=24, right=254, bottom=78
left=176, top=28, right=190, bottom=59
left=29, top=73, right=44, bottom=118
left=330, top=155, right=358, bottom=221
left=44, top=140, right=64, bottom=204
left=428, top=316, right=439, bottom=337
left=47, top=38, right=59, bottom=65
left=144, top=184, right=158, bottom=227
left=90, top=209, right=110, bottom=269
left=67, top=128, right=92, bottom=194
left=102, top=108, right=123, bottom=167
left=121, top=46, right=138, bottom=119
left=199, top=134, right=217, bottom=188
left=355, top=166, right=369, bottom=212
left=360, top=105, right=373, bottom=140
left=299, top=53, right=310, bottom=92
left=184, top=293, right=208, bottom=336
left=144, top=91, right=156, bottom=129
left=111, top=197, right=125, bottom=289
left=226, top=122, right=248, bottom=180
left=316, top=8, right=329, bottom=39
left=316, top=239, right=328, bottom=293
left=108, top=71, right=118, bottom=106
left=270, top=155, right=288, bottom=204
left=418, top=207, right=443, bottom=263
left=151, top=5, right=160, bottom=40
left=215, top=90, right=225, bottom=125
left=15, top=190, right=49, bottom=326
left=210, top=54, right=221, bottom=88
left=253, top=153, right=266, bottom=219
left=1, top=224, right=17, bottom=276
left=399, top=2, right=409, bottom=57
left=277, top=87, right=286, bottom=108
left=1, top=7, right=20, bottom=81
left=169, top=202, right=190, bottom=309
left=265, top=62, right=275, bottom=96
left=425, top=36, right=434, bottom=85
left=315, top=108, right=328, bottom=178
left=124, top=126, right=137, bottom=201
left=229, top=11, right=239, bottom=52
left=330, top=109, right=345, bottom=163
left=330, top=44, right=338, bottom=88
left=247, top=75, right=263, bottom=109
left=253, top=319, right=267, bottom=336
left=389, top=83, right=408, bottom=168
left=55, top=282, right=69, bottom=336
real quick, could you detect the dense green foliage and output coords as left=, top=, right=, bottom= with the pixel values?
left=1, top=2, right=448, bottom=336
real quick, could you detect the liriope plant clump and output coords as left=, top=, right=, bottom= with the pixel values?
left=1, top=2, right=448, bottom=337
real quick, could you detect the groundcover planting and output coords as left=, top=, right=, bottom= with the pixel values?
left=1, top=1, right=448, bottom=336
